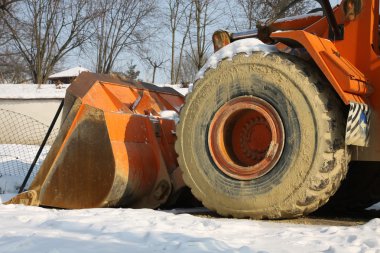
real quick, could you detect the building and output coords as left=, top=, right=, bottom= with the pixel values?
left=48, top=67, right=90, bottom=84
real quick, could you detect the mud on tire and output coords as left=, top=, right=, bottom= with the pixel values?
left=176, top=52, right=349, bottom=219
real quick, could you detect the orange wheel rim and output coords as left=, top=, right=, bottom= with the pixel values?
left=208, top=96, right=285, bottom=180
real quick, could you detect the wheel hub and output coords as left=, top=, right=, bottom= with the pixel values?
left=208, top=96, right=285, bottom=180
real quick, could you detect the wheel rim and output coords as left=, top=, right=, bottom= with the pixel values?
left=208, top=96, right=285, bottom=180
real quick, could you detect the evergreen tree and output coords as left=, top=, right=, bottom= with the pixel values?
left=126, top=64, right=140, bottom=80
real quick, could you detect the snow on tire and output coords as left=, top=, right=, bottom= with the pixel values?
left=176, top=51, right=349, bottom=219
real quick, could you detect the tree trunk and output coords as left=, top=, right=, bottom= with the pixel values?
left=152, top=66, right=157, bottom=83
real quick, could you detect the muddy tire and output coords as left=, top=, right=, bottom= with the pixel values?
left=176, top=52, right=349, bottom=219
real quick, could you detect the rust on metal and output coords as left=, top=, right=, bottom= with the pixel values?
left=208, top=96, right=285, bottom=180
left=212, top=30, right=231, bottom=52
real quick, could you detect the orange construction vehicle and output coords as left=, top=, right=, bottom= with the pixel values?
left=7, top=0, right=380, bottom=219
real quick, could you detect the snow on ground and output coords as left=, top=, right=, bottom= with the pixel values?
left=0, top=144, right=49, bottom=193
left=0, top=145, right=380, bottom=252
left=0, top=202, right=379, bottom=253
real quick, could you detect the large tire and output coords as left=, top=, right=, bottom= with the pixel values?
left=176, top=52, right=349, bottom=219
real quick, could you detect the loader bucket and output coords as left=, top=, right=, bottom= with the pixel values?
left=6, top=73, right=185, bottom=209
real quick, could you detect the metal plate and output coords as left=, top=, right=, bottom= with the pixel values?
left=345, top=102, right=371, bottom=147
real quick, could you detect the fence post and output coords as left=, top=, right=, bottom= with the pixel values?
left=18, top=99, right=64, bottom=193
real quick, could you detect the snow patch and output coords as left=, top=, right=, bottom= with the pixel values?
left=0, top=193, right=15, bottom=203
left=0, top=83, right=188, bottom=100
left=195, top=38, right=278, bottom=81
left=367, top=202, right=380, bottom=211
left=0, top=175, right=25, bottom=194
left=154, top=83, right=189, bottom=96
left=0, top=144, right=49, bottom=192
left=49, top=67, right=90, bottom=79
left=160, top=110, right=179, bottom=124
left=0, top=84, right=68, bottom=99
left=172, top=87, right=189, bottom=96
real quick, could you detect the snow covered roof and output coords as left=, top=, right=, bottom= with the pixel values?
left=49, top=67, right=90, bottom=79
left=154, top=84, right=189, bottom=96
left=0, top=84, right=68, bottom=99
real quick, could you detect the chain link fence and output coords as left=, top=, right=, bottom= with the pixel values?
left=0, top=107, right=60, bottom=193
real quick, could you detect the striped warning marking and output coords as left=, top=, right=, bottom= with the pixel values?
left=345, top=102, right=371, bottom=147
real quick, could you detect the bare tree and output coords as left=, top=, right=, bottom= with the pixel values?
left=173, top=2, right=193, bottom=84
left=230, top=0, right=312, bottom=30
left=0, top=48, right=29, bottom=83
left=0, top=0, right=96, bottom=84
left=163, top=0, right=220, bottom=82
left=147, top=58, right=165, bottom=83
left=263, top=0, right=312, bottom=22
left=0, top=0, right=20, bottom=13
left=174, top=53, right=198, bottom=84
left=0, top=1, right=14, bottom=46
left=165, top=0, right=194, bottom=84
left=235, top=0, right=264, bottom=29
left=0, top=0, right=29, bottom=83
left=188, top=0, right=221, bottom=71
left=166, top=0, right=182, bottom=83
left=142, top=52, right=168, bottom=83
left=89, top=0, right=157, bottom=74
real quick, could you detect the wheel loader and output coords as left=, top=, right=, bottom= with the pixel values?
left=6, top=0, right=380, bottom=219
